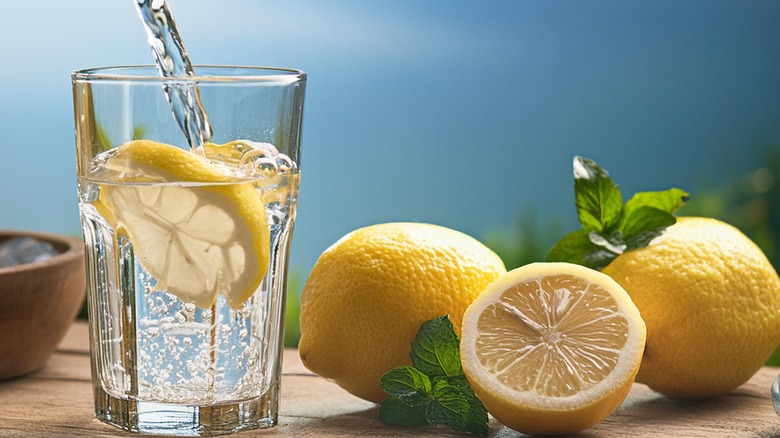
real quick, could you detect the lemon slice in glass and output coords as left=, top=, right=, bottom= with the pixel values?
left=98, top=139, right=270, bottom=309
left=460, top=262, right=646, bottom=435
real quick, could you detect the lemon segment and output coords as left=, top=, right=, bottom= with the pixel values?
left=460, top=262, right=646, bottom=435
left=96, top=140, right=270, bottom=309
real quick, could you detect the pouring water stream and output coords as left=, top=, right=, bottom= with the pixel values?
left=133, top=0, right=212, bottom=152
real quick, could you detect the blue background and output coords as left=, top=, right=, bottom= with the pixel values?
left=0, top=0, right=778, bottom=275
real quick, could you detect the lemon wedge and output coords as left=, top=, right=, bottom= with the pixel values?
left=97, top=140, right=270, bottom=309
left=460, top=262, right=646, bottom=435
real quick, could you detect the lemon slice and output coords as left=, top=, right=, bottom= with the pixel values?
left=97, top=140, right=270, bottom=309
left=460, top=262, right=646, bottom=435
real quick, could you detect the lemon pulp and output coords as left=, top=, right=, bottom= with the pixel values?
left=476, top=274, right=630, bottom=396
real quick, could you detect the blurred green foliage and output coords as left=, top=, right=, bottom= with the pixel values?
left=678, top=150, right=779, bottom=270
left=284, top=270, right=303, bottom=348
left=482, top=210, right=564, bottom=270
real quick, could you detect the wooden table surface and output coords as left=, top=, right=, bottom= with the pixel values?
left=0, top=321, right=778, bottom=437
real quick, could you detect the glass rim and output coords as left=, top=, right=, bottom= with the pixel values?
left=72, top=64, right=306, bottom=84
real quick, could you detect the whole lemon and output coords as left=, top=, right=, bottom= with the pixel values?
left=298, top=222, right=506, bottom=403
left=602, top=217, right=780, bottom=398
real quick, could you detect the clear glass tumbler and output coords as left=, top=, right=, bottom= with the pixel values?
left=72, top=66, right=306, bottom=436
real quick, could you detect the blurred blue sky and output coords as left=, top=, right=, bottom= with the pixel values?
left=0, top=0, right=778, bottom=275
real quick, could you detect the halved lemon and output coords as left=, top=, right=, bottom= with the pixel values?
left=97, top=139, right=270, bottom=309
left=460, top=262, right=646, bottom=435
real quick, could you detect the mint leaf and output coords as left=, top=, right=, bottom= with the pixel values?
left=379, top=366, right=431, bottom=407
left=583, top=231, right=625, bottom=270
left=438, top=375, right=489, bottom=436
left=548, top=156, right=689, bottom=270
left=546, top=229, right=600, bottom=265
left=464, top=390, right=489, bottom=436
left=546, top=229, right=624, bottom=270
left=410, top=316, right=461, bottom=377
left=573, top=156, right=623, bottom=233
left=588, top=231, right=626, bottom=256
left=425, top=377, right=489, bottom=435
left=426, top=378, right=469, bottom=431
left=378, top=316, right=489, bottom=436
left=621, top=207, right=677, bottom=251
left=622, top=188, right=690, bottom=217
left=620, top=206, right=676, bottom=240
left=378, top=397, right=428, bottom=426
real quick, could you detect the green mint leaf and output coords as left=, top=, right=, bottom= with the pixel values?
left=573, top=156, right=623, bottom=233
left=379, top=366, right=432, bottom=407
left=588, top=231, right=626, bottom=255
left=548, top=157, right=689, bottom=270
left=546, top=229, right=600, bottom=264
left=439, top=375, right=489, bottom=436
left=583, top=231, right=624, bottom=270
left=546, top=229, right=622, bottom=269
left=378, top=397, right=429, bottom=427
left=410, top=316, right=462, bottom=377
left=547, top=226, right=631, bottom=270
left=464, top=392, right=489, bottom=436
left=620, top=206, right=677, bottom=251
left=620, top=206, right=677, bottom=239
left=426, top=379, right=469, bottom=432
left=378, top=317, right=489, bottom=436
left=622, top=188, right=690, bottom=218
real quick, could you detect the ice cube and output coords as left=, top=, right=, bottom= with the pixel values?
left=0, top=237, right=59, bottom=268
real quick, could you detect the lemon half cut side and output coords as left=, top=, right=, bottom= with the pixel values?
left=97, top=140, right=270, bottom=309
left=460, top=262, right=646, bottom=435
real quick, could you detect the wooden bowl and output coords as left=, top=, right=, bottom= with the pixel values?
left=0, top=230, right=86, bottom=380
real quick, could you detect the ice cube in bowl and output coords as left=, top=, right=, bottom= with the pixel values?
left=0, top=230, right=86, bottom=380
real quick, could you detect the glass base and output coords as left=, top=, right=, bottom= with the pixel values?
left=93, top=382, right=279, bottom=436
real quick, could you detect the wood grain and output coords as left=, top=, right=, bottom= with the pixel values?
left=0, top=322, right=778, bottom=437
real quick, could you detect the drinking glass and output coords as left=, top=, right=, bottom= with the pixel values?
left=72, top=65, right=306, bottom=436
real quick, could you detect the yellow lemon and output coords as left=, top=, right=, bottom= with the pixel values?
left=602, top=217, right=780, bottom=398
left=460, top=262, right=646, bottom=435
left=97, top=139, right=270, bottom=309
left=298, top=222, right=506, bottom=403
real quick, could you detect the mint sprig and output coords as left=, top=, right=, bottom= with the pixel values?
left=546, top=156, right=689, bottom=270
left=378, top=316, right=488, bottom=436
